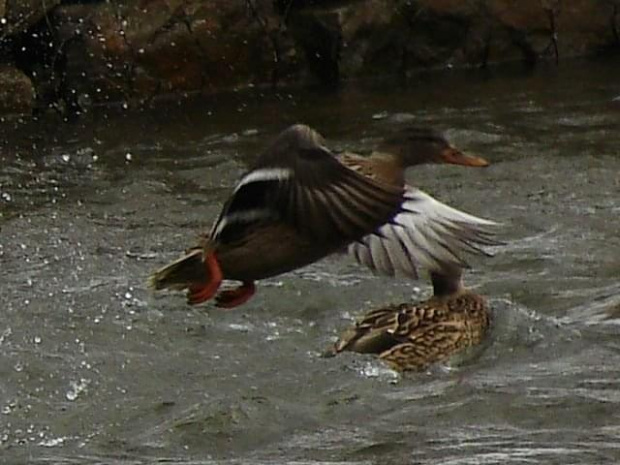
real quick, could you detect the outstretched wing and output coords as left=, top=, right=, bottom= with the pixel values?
left=211, top=124, right=405, bottom=245
left=348, top=187, right=502, bottom=278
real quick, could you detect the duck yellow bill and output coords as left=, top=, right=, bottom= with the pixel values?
left=440, top=147, right=489, bottom=167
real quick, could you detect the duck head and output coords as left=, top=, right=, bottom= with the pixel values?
left=377, top=126, right=489, bottom=168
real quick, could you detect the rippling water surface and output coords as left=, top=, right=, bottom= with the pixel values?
left=1, top=61, right=620, bottom=464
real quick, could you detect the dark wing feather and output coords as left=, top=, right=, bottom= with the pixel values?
left=264, top=128, right=404, bottom=243
left=212, top=124, right=405, bottom=245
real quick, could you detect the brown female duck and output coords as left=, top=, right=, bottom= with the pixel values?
left=149, top=124, right=497, bottom=308
left=341, top=127, right=497, bottom=280
left=339, top=126, right=488, bottom=186
left=329, top=271, right=490, bottom=372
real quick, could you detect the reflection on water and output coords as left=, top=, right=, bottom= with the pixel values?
left=1, top=61, right=620, bottom=463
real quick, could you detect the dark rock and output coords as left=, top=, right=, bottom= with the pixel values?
left=51, top=0, right=301, bottom=105
left=0, top=65, right=35, bottom=115
left=0, top=0, right=618, bottom=115
left=284, top=0, right=620, bottom=80
left=0, top=0, right=61, bottom=35
left=287, top=8, right=342, bottom=86
left=486, top=0, right=615, bottom=62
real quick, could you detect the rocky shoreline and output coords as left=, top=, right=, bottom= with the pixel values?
left=0, top=0, right=618, bottom=117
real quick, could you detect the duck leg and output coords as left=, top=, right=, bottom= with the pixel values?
left=215, top=281, right=256, bottom=308
left=187, top=253, right=223, bottom=305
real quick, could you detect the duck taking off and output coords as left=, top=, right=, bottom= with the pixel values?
left=149, top=124, right=499, bottom=308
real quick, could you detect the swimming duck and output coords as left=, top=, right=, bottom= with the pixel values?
left=149, top=124, right=498, bottom=308
left=328, top=271, right=490, bottom=372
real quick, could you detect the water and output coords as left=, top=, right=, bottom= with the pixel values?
left=1, top=60, right=619, bottom=463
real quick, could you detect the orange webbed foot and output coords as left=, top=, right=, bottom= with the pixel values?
left=215, top=281, right=256, bottom=309
left=187, top=253, right=223, bottom=305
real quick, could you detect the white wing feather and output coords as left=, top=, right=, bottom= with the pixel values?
left=348, top=187, right=501, bottom=277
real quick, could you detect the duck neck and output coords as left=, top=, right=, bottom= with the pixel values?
left=430, top=272, right=465, bottom=297
left=369, top=151, right=406, bottom=186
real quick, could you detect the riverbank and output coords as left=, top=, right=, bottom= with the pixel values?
left=0, top=0, right=618, bottom=117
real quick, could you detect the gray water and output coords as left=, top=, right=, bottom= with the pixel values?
left=1, top=61, right=620, bottom=464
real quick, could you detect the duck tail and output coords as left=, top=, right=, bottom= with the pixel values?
left=148, top=249, right=207, bottom=291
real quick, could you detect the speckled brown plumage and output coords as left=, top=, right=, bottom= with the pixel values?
left=331, top=289, right=490, bottom=372
left=339, top=152, right=406, bottom=187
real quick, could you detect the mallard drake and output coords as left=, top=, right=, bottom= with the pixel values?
left=328, top=271, right=490, bottom=372
left=149, top=124, right=498, bottom=308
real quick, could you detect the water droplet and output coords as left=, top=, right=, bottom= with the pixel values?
left=0, top=18, right=7, bottom=25
left=61, top=154, right=70, bottom=163
left=122, top=102, right=128, bottom=110
left=0, top=327, right=12, bottom=345
left=125, top=152, right=132, bottom=161
left=1, top=192, right=11, bottom=202
left=33, top=336, right=41, bottom=344
left=65, top=378, right=90, bottom=401
left=39, top=437, right=65, bottom=447
left=14, top=362, right=24, bottom=372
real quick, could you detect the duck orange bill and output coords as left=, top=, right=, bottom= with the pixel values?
left=440, top=147, right=489, bottom=167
